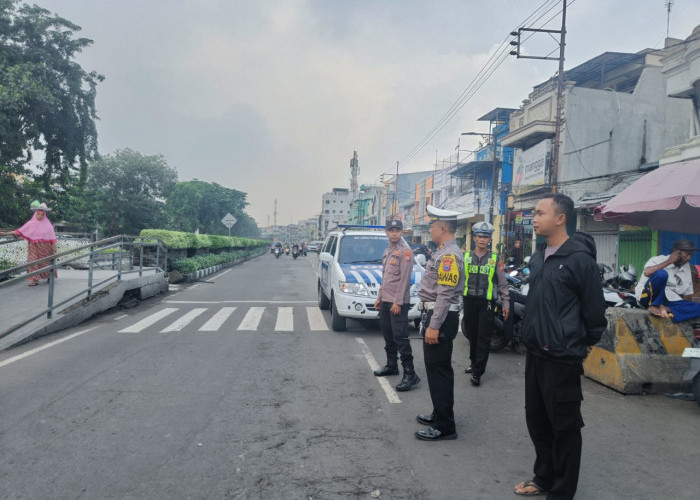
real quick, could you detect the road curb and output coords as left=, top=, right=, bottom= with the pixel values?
left=181, top=250, right=268, bottom=283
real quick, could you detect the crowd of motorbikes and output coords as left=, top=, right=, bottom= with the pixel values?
left=489, top=257, right=642, bottom=353
left=271, top=242, right=308, bottom=260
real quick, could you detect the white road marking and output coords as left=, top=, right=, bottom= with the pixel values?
left=275, top=307, right=294, bottom=331
left=165, top=300, right=317, bottom=304
left=306, top=307, right=329, bottom=331
left=0, top=327, right=98, bottom=369
left=355, top=337, right=401, bottom=404
left=209, top=268, right=232, bottom=280
left=199, top=307, right=236, bottom=331
left=119, top=308, right=179, bottom=333
left=189, top=284, right=200, bottom=290
left=113, top=314, right=128, bottom=321
left=161, top=308, right=208, bottom=332
left=237, top=307, right=265, bottom=330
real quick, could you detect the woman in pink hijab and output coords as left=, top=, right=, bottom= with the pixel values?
left=0, top=202, right=58, bottom=286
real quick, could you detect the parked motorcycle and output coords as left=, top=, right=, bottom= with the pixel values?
left=490, top=272, right=528, bottom=352
left=599, top=263, right=639, bottom=308
left=681, top=322, right=700, bottom=407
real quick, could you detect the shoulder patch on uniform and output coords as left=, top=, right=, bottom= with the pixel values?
left=437, top=254, right=460, bottom=286
left=404, top=250, right=412, bottom=262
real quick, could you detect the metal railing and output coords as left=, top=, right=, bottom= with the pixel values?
left=0, top=235, right=168, bottom=338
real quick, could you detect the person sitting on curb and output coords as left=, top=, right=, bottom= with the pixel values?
left=635, top=239, right=700, bottom=322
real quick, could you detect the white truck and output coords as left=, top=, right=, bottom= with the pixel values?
left=316, top=225, right=424, bottom=331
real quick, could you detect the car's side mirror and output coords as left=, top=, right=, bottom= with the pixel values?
left=415, top=254, right=427, bottom=267
left=319, top=252, right=333, bottom=262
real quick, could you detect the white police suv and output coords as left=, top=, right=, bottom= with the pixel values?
left=317, top=225, right=424, bottom=331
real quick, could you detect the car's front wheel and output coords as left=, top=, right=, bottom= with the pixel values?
left=318, top=282, right=330, bottom=310
left=330, top=293, right=347, bottom=331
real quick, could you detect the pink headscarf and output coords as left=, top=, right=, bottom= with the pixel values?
left=15, top=212, right=57, bottom=244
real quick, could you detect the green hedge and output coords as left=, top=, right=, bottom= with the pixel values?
left=140, top=229, right=269, bottom=250
left=171, top=249, right=260, bottom=273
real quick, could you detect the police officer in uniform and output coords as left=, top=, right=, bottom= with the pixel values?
left=462, top=221, right=510, bottom=386
left=414, top=205, right=465, bottom=441
left=373, top=219, right=421, bottom=391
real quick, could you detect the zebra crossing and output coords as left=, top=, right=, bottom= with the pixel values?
left=118, top=305, right=331, bottom=334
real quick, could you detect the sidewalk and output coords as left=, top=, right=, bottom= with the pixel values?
left=0, top=268, right=167, bottom=350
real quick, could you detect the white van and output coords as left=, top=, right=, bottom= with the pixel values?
left=316, top=225, right=424, bottom=331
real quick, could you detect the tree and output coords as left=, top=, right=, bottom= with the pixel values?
left=166, top=180, right=259, bottom=237
left=85, top=149, right=178, bottom=236
left=0, top=0, right=102, bottom=226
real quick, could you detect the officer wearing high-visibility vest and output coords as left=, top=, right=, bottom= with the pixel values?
left=462, top=221, right=509, bottom=386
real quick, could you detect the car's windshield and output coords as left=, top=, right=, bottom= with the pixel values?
left=338, top=235, right=388, bottom=264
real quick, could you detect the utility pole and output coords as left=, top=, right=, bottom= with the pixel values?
left=510, top=0, right=567, bottom=193
left=550, top=0, right=566, bottom=193
left=489, top=113, right=500, bottom=224
left=273, top=198, right=278, bottom=227
left=666, top=0, right=673, bottom=39
left=394, top=161, right=399, bottom=216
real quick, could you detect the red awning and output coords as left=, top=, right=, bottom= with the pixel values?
left=594, top=158, right=700, bottom=233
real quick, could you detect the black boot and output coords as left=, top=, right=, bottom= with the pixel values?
left=374, top=363, right=399, bottom=376
left=396, top=371, right=421, bottom=391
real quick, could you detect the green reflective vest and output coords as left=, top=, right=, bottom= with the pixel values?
left=463, top=251, right=498, bottom=299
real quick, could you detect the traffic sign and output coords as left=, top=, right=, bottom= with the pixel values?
left=221, top=213, right=238, bottom=236
left=221, top=213, right=237, bottom=228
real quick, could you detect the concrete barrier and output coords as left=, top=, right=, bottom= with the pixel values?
left=583, top=308, right=696, bottom=394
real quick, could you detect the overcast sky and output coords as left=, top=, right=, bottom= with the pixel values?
left=36, top=0, right=700, bottom=226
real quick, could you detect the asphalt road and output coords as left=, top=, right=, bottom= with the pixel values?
left=0, top=252, right=698, bottom=500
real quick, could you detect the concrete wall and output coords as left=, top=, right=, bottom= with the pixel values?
left=561, top=66, right=693, bottom=204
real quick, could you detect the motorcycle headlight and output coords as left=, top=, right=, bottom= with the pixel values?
left=339, top=281, right=370, bottom=296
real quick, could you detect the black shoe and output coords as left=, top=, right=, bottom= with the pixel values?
left=464, top=365, right=473, bottom=374
left=470, top=375, right=481, bottom=386
left=396, top=372, right=421, bottom=391
left=374, top=364, right=399, bottom=376
left=416, top=413, right=435, bottom=426
left=415, top=427, right=457, bottom=441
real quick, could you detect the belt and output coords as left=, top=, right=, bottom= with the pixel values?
left=418, top=301, right=461, bottom=312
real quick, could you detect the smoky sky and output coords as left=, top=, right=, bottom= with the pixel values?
left=34, top=0, right=700, bottom=225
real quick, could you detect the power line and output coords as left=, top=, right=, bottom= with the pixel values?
left=391, top=0, right=577, bottom=175
left=383, top=0, right=569, bottom=177
left=388, top=0, right=560, bottom=170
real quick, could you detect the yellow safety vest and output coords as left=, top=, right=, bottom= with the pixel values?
left=463, top=251, right=498, bottom=300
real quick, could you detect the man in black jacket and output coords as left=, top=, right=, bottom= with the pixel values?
left=514, top=194, right=607, bottom=500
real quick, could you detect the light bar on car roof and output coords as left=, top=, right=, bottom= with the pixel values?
left=337, top=225, right=386, bottom=231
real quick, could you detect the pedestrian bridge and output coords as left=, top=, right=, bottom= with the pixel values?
left=0, top=236, right=168, bottom=351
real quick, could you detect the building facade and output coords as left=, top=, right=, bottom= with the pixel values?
left=320, top=188, right=353, bottom=234
left=502, top=49, right=693, bottom=267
